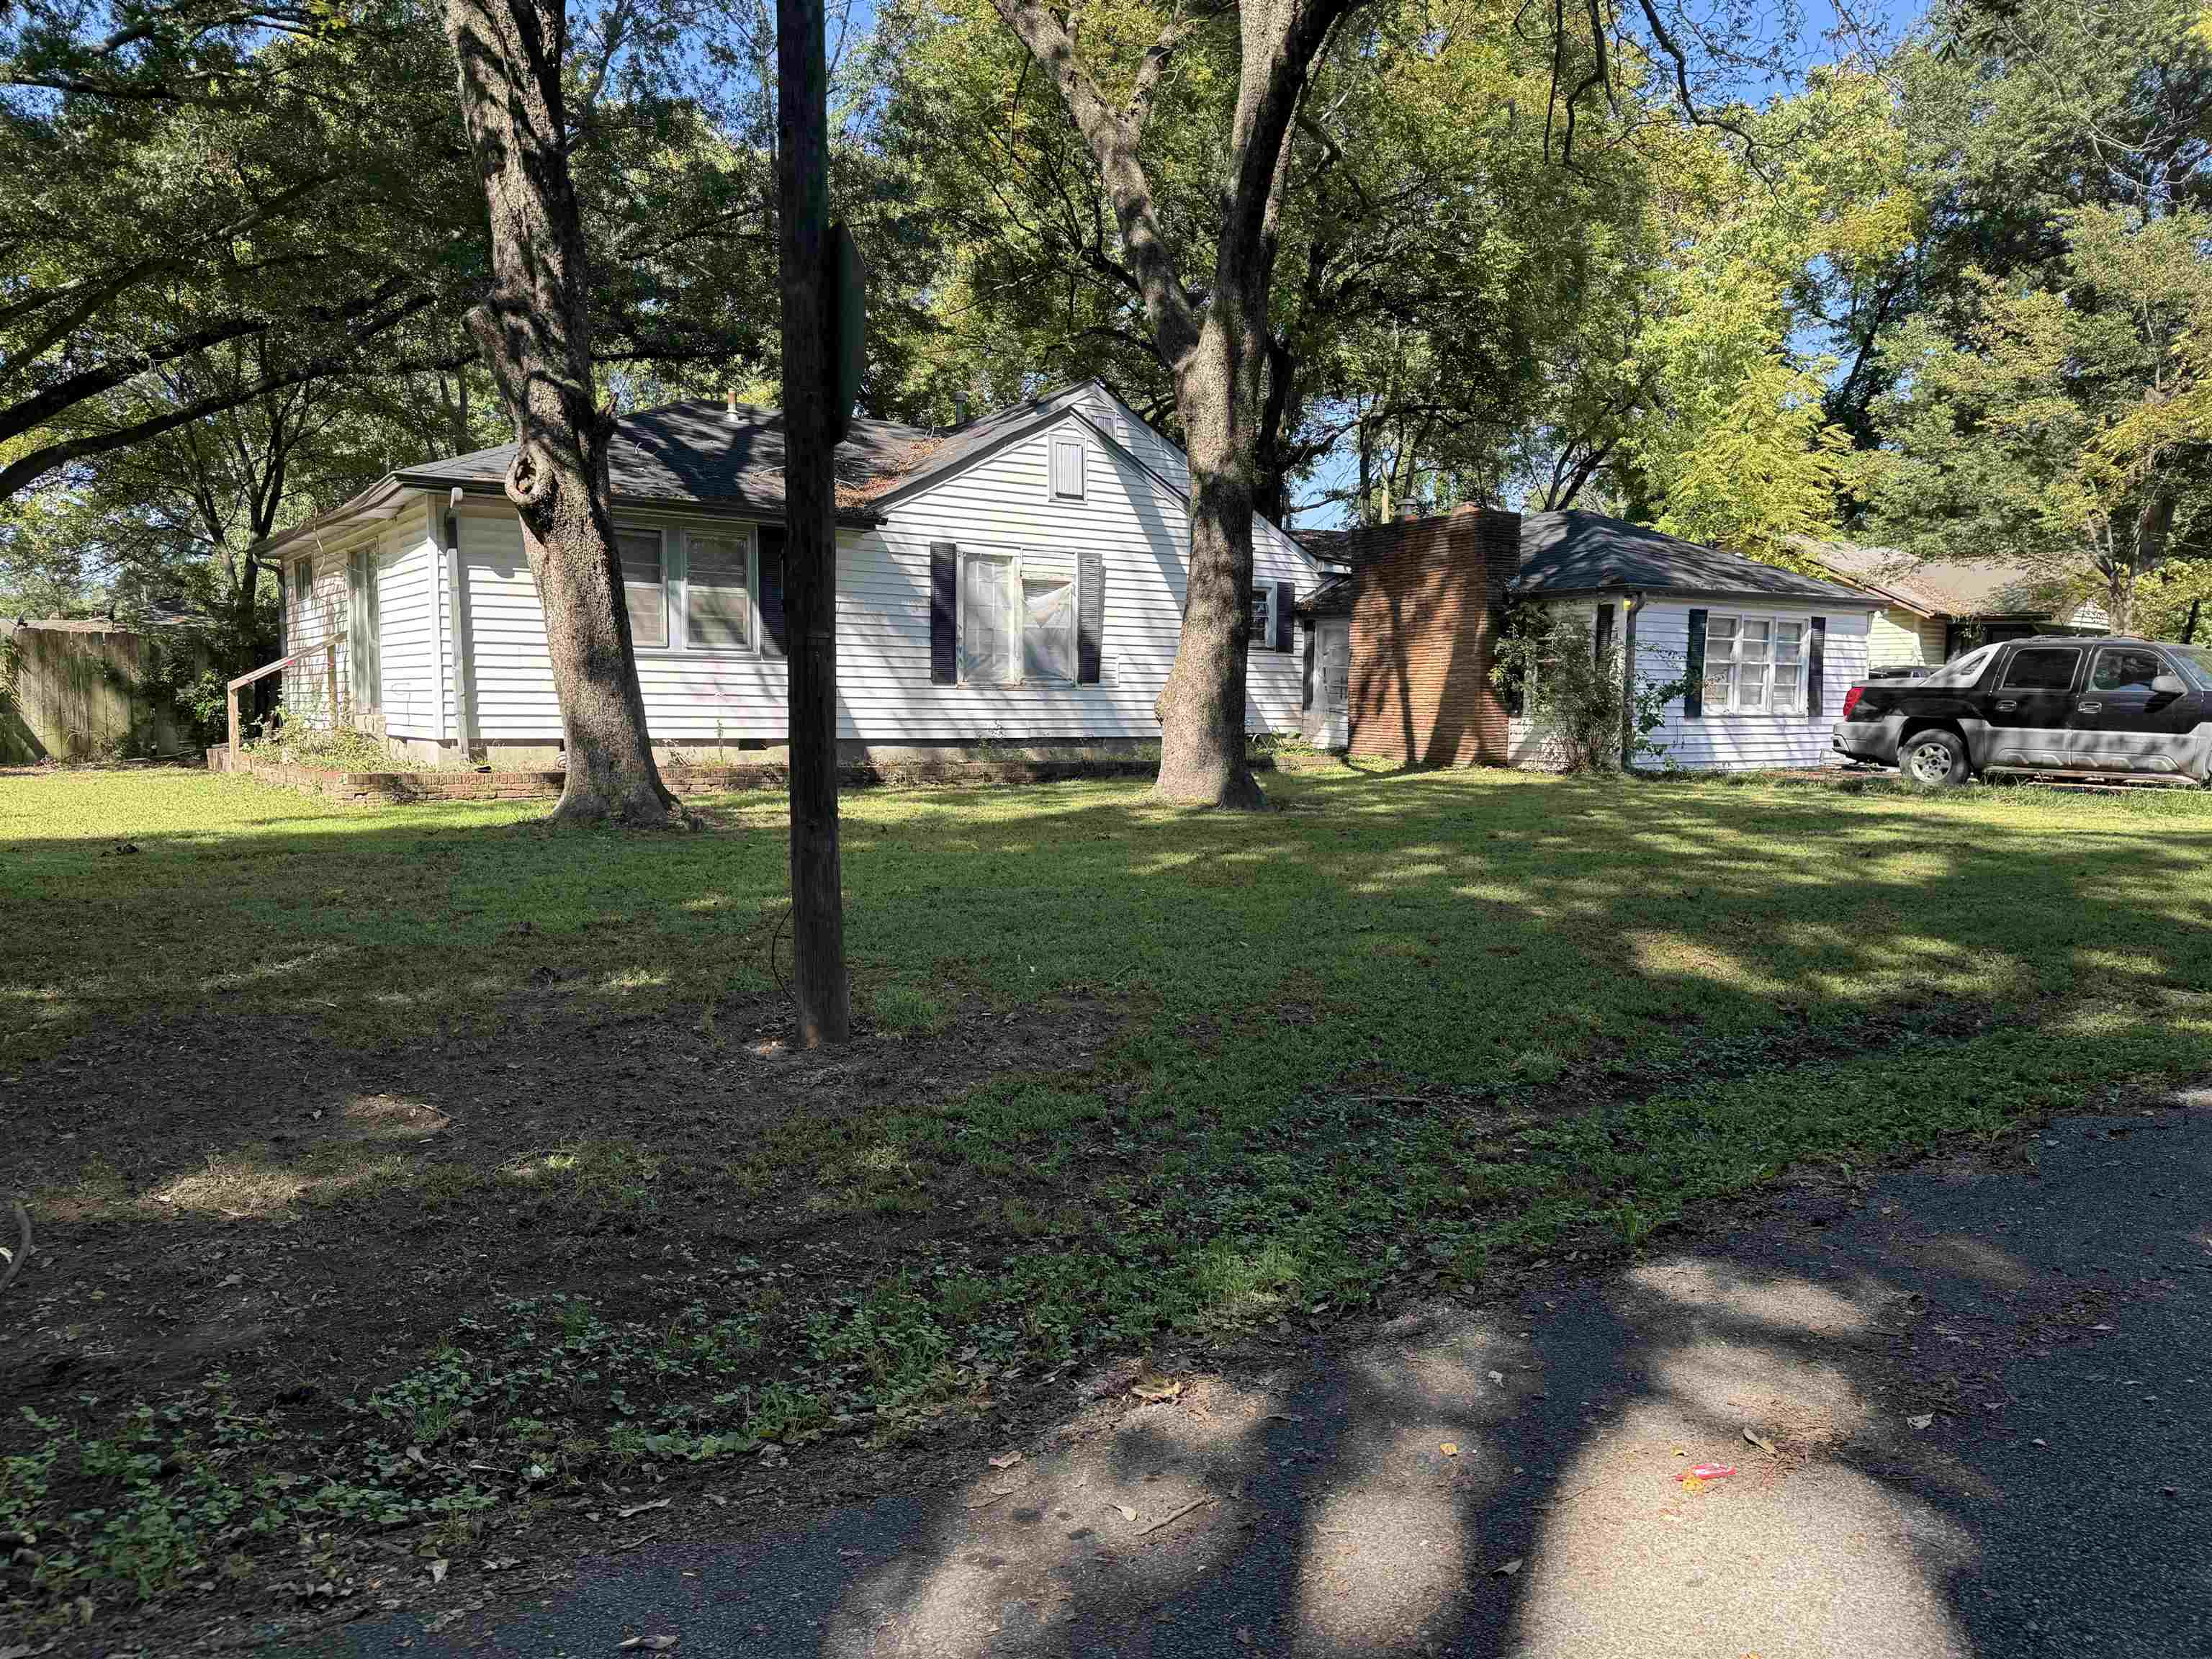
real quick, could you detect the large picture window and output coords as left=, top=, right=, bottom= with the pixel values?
left=1022, top=574, right=1076, bottom=682
left=1701, top=614, right=1806, bottom=714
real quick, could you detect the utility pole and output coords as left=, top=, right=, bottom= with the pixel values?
left=776, top=0, right=850, bottom=1045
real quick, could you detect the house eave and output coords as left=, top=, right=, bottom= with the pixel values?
left=1510, top=581, right=1877, bottom=609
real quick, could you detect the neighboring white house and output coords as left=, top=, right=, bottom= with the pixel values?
left=1293, top=508, right=1881, bottom=773
left=256, top=382, right=1317, bottom=768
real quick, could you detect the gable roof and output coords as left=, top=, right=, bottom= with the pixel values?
left=1513, top=511, right=1871, bottom=604
left=253, top=379, right=1221, bottom=562
left=1799, top=539, right=2092, bottom=619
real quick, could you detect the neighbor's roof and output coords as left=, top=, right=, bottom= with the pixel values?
left=1800, top=539, right=2091, bottom=619
left=254, top=380, right=1176, bottom=562
left=1515, top=511, right=1870, bottom=604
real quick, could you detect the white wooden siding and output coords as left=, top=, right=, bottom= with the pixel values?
left=280, top=531, right=373, bottom=727
left=1506, top=597, right=1875, bottom=772
left=376, top=507, right=441, bottom=738
left=449, top=411, right=1313, bottom=746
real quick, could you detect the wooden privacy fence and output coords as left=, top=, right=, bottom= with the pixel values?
left=227, top=640, right=338, bottom=759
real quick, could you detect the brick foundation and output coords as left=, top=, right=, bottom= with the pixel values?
left=1344, top=508, right=1516, bottom=768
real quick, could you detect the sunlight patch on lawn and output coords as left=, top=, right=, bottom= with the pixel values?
left=1624, top=931, right=1788, bottom=998
left=199, top=945, right=351, bottom=996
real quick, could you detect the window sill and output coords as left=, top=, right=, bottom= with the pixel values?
left=634, top=647, right=771, bottom=661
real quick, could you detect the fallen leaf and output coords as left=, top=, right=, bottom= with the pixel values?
left=1488, top=1370, right=1506, bottom=1386
left=1493, top=1557, right=1524, bottom=1577
left=988, top=1452, right=1022, bottom=1470
left=1907, top=1413, right=1934, bottom=1431
left=616, top=1497, right=673, bottom=1519
left=428, top=1560, right=449, bottom=1585
left=1130, top=1374, right=1184, bottom=1403
left=1743, top=1429, right=1776, bottom=1455
left=616, top=1637, right=680, bottom=1652
left=1110, top=1503, right=1138, bottom=1523
left=1261, top=1411, right=1305, bottom=1423
left=1440, top=1443, right=1460, bottom=1457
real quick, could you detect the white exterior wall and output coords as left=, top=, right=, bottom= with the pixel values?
left=279, top=532, right=370, bottom=728
left=376, top=504, right=441, bottom=739
left=1506, top=596, right=1876, bottom=772
left=450, top=404, right=1312, bottom=747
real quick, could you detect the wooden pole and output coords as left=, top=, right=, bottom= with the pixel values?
left=227, top=682, right=242, bottom=767
left=777, top=0, right=850, bottom=1045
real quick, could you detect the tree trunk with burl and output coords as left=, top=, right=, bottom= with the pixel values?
left=444, top=0, right=678, bottom=825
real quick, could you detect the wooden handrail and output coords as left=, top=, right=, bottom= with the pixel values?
left=227, top=639, right=339, bottom=760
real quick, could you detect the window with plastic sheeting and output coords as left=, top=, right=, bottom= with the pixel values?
left=1023, top=574, right=1075, bottom=683
left=961, top=552, right=1015, bottom=683
left=686, top=533, right=752, bottom=650
left=617, top=528, right=667, bottom=649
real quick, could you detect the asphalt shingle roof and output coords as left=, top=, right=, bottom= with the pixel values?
left=1515, top=511, right=1870, bottom=603
left=1799, top=538, right=2090, bottom=619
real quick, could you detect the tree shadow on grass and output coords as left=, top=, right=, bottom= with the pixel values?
left=2, top=768, right=2210, bottom=1640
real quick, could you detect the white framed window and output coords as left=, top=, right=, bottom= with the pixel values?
left=959, top=550, right=1078, bottom=684
left=1022, top=572, right=1076, bottom=682
left=685, top=531, right=752, bottom=650
left=1049, top=435, right=1087, bottom=502
left=960, top=552, right=1017, bottom=683
left=293, top=559, right=313, bottom=605
left=1702, top=613, right=1806, bottom=714
left=616, top=526, right=667, bottom=649
left=1249, top=583, right=1275, bottom=651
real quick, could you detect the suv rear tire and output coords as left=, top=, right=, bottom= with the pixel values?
left=1902, top=727, right=1970, bottom=790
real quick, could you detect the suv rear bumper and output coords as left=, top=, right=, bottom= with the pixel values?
left=1832, top=715, right=1904, bottom=768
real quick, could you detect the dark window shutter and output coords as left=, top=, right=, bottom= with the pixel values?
left=1301, top=619, right=1316, bottom=711
left=1077, top=552, right=1105, bottom=684
left=1274, top=580, right=1295, bottom=651
left=1685, top=608, right=1707, bottom=719
left=1808, top=616, right=1826, bottom=718
left=757, top=525, right=788, bottom=659
left=930, top=541, right=958, bottom=685
left=1594, top=601, right=1614, bottom=663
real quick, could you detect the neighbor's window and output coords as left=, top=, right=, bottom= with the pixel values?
left=293, top=559, right=312, bottom=604
left=1050, top=436, right=1087, bottom=501
left=1702, top=614, right=1805, bottom=714
left=686, top=532, right=752, bottom=650
left=2090, top=647, right=2166, bottom=693
left=960, top=552, right=1017, bottom=683
left=2000, top=646, right=2081, bottom=692
left=1022, top=572, right=1076, bottom=683
left=616, top=527, right=667, bottom=649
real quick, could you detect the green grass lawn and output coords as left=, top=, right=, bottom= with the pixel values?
left=4, top=759, right=2211, bottom=1620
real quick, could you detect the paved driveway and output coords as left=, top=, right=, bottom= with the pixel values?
left=315, top=1093, right=2212, bottom=1659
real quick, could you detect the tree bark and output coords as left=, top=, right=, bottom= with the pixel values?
left=444, top=0, right=678, bottom=825
left=777, top=0, right=852, bottom=1044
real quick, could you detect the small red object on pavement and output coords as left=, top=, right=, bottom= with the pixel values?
left=1681, top=1464, right=1737, bottom=1482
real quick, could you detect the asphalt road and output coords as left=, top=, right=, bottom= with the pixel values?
left=310, top=1091, right=2212, bottom=1659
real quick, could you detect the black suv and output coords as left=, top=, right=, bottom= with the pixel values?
left=1833, top=636, right=2212, bottom=788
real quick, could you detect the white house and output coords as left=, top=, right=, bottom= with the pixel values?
left=256, top=381, right=1318, bottom=768
left=1292, top=508, right=1882, bottom=773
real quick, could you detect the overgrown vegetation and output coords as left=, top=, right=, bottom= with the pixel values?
left=1491, top=610, right=1689, bottom=771
left=3, top=763, right=2210, bottom=1629
left=243, top=713, right=405, bottom=771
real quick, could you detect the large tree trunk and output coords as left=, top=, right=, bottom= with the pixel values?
left=444, top=0, right=678, bottom=825
left=987, top=0, right=1353, bottom=809
left=776, top=0, right=852, bottom=1045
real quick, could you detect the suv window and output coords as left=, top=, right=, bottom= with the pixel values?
left=2000, top=646, right=2081, bottom=691
left=2090, top=647, right=2167, bottom=693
